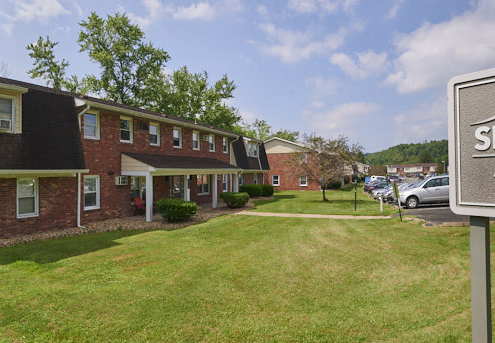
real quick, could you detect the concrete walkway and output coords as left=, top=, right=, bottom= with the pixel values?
left=234, top=211, right=391, bottom=220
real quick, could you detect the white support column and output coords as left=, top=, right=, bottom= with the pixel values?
left=146, top=173, right=153, bottom=222
left=233, top=174, right=239, bottom=192
left=184, top=175, right=190, bottom=201
left=212, top=174, right=218, bottom=208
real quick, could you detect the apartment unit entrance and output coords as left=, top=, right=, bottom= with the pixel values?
left=170, top=175, right=185, bottom=200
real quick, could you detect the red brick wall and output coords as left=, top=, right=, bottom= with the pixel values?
left=265, top=153, right=320, bottom=191
left=81, top=111, right=234, bottom=222
left=0, top=177, right=77, bottom=238
left=241, top=172, right=265, bottom=185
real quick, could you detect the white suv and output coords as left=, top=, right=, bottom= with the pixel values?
left=399, top=175, right=449, bottom=209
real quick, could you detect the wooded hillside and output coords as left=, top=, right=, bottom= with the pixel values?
left=365, top=140, right=448, bottom=166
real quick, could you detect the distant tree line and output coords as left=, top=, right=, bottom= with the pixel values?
left=364, top=139, right=448, bottom=170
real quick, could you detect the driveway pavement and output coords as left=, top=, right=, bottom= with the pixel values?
left=399, top=204, right=471, bottom=227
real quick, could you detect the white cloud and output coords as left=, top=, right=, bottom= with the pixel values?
left=239, top=110, right=261, bottom=124
left=386, top=0, right=495, bottom=93
left=257, top=4, right=269, bottom=20
left=287, top=0, right=359, bottom=15
left=3, top=0, right=69, bottom=23
left=0, top=23, right=13, bottom=36
left=386, top=0, right=404, bottom=20
left=126, top=0, right=171, bottom=28
left=305, top=76, right=338, bottom=96
left=304, top=102, right=378, bottom=138
left=258, top=23, right=346, bottom=63
left=174, top=2, right=215, bottom=20
left=392, top=96, right=447, bottom=144
left=311, top=101, right=325, bottom=108
left=330, top=50, right=388, bottom=78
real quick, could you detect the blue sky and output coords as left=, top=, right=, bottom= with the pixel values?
left=1, top=0, right=494, bottom=152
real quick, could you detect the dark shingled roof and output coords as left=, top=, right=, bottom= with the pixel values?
left=0, top=77, right=237, bottom=137
left=123, top=153, right=240, bottom=170
left=232, top=137, right=270, bottom=171
left=0, top=88, right=85, bottom=170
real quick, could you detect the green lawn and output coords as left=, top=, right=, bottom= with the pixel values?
left=252, top=186, right=397, bottom=216
left=0, top=215, right=473, bottom=342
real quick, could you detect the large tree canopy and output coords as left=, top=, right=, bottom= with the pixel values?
left=26, top=12, right=240, bottom=131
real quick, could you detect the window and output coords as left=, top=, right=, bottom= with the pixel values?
left=149, top=123, right=159, bottom=146
left=197, top=175, right=210, bottom=195
left=84, top=175, right=100, bottom=210
left=193, top=131, right=200, bottom=150
left=239, top=174, right=243, bottom=186
left=0, top=96, right=14, bottom=133
left=299, top=176, right=308, bottom=187
left=120, top=117, right=132, bottom=143
left=223, top=137, right=228, bottom=153
left=272, top=175, right=280, bottom=186
left=173, top=127, right=182, bottom=148
left=209, top=135, right=215, bottom=152
left=222, top=174, right=228, bottom=192
left=130, top=176, right=146, bottom=202
left=300, top=153, right=307, bottom=163
left=441, top=177, right=449, bottom=186
left=84, top=112, right=99, bottom=139
left=17, top=178, right=38, bottom=218
left=248, top=142, right=258, bottom=157
left=254, top=174, right=258, bottom=185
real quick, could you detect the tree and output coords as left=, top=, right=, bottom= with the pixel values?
left=27, top=36, right=69, bottom=90
left=369, top=165, right=387, bottom=176
left=26, top=12, right=241, bottom=131
left=418, top=150, right=432, bottom=163
left=286, top=134, right=363, bottom=201
left=267, top=129, right=300, bottom=142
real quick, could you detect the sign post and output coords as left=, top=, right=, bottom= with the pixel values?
left=392, top=182, right=402, bottom=222
left=448, top=68, right=495, bottom=343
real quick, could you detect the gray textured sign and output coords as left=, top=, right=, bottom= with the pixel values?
left=448, top=68, right=495, bottom=216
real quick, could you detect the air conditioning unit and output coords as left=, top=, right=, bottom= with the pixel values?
left=0, top=119, right=12, bottom=131
left=115, top=176, right=128, bottom=186
left=203, top=135, right=210, bottom=141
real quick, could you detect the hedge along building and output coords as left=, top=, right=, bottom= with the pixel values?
left=0, top=78, right=269, bottom=237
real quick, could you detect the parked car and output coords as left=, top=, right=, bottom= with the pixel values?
left=388, top=175, right=400, bottom=183
left=372, top=185, right=392, bottom=199
left=369, top=175, right=387, bottom=183
left=399, top=176, right=449, bottom=209
left=366, top=181, right=389, bottom=193
left=385, top=182, right=417, bottom=203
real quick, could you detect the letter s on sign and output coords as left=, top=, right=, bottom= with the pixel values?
left=475, top=126, right=491, bottom=151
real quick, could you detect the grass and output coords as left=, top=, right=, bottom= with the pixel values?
left=252, top=185, right=397, bottom=216
left=0, top=215, right=474, bottom=342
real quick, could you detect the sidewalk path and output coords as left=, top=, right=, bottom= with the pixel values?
left=234, top=211, right=391, bottom=220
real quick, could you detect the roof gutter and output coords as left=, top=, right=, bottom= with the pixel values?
left=76, top=104, right=91, bottom=130
left=79, top=99, right=239, bottom=138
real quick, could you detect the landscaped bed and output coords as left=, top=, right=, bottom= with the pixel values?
left=0, top=215, right=473, bottom=342
left=252, top=185, right=397, bottom=216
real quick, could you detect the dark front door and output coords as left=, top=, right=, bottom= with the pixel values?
left=170, top=176, right=184, bottom=200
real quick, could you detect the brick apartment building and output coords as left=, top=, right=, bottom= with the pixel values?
left=387, top=163, right=438, bottom=177
left=0, top=78, right=269, bottom=238
left=263, top=137, right=320, bottom=191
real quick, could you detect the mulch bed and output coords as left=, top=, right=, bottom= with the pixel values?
left=0, top=199, right=261, bottom=248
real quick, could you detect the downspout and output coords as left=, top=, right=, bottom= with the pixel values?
left=77, top=104, right=91, bottom=130
left=77, top=172, right=84, bottom=228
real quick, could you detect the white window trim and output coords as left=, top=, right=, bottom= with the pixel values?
left=17, top=177, right=39, bottom=218
left=209, top=135, right=215, bottom=152
left=120, top=116, right=133, bottom=143
left=84, top=112, right=100, bottom=140
left=0, top=94, right=15, bottom=134
left=272, top=175, right=280, bottom=186
left=299, top=176, right=308, bottom=187
left=149, top=123, right=160, bottom=146
left=197, top=175, right=211, bottom=195
left=222, top=174, right=228, bottom=192
left=223, top=137, right=228, bottom=154
left=173, top=127, right=182, bottom=148
left=84, top=175, right=100, bottom=211
left=193, top=131, right=200, bottom=151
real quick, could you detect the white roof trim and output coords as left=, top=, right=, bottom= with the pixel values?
left=0, top=83, right=28, bottom=94
left=264, top=137, right=312, bottom=150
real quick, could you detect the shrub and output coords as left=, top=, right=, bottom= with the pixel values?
left=155, top=198, right=197, bottom=222
left=220, top=192, right=249, bottom=208
left=327, top=181, right=342, bottom=189
left=261, top=184, right=274, bottom=196
left=240, top=184, right=262, bottom=197
left=343, top=176, right=350, bottom=184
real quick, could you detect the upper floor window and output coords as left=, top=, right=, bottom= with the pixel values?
left=192, top=131, right=200, bottom=150
left=248, top=142, right=258, bottom=157
left=209, top=134, right=215, bottom=152
left=300, top=153, right=307, bottom=163
left=149, top=123, right=159, bottom=146
left=83, top=112, right=99, bottom=139
left=0, top=96, right=14, bottom=133
left=17, top=178, right=38, bottom=218
left=120, top=117, right=133, bottom=143
left=173, top=127, right=182, bottom=148
left=222, top=137, right=228, bottom=153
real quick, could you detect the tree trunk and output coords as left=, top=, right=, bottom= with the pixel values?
left=322, top=188, right=327, bottom=201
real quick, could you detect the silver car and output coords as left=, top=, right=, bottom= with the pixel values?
left=399, top=176, right=449, bottom=209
